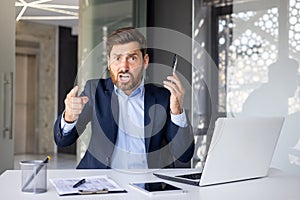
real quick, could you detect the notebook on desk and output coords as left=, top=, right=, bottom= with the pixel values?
left=154, top=117, right=285, bottom=187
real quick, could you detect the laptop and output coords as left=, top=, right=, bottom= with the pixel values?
left=154, top=117, right=285, bottom=186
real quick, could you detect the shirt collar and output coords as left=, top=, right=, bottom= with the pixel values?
left=114, top=79, right=144, bottom=98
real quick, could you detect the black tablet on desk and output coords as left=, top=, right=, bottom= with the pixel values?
left=130, top=181, right=186, bottom=196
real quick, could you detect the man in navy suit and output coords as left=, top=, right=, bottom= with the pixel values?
left=54, top=27, right=194, bottom=169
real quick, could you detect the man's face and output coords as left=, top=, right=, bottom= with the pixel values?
left=108, top=42, right=149, bottom=95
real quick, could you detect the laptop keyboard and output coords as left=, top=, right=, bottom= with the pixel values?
left=176, top=173, right=202, bottom=180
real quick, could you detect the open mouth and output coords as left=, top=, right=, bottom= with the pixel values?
left=118, top=73, right=131, bottom=82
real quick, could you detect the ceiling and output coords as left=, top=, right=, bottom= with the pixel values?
left=15, top=0, right=78, bottom=28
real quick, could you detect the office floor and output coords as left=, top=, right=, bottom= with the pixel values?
left=14, top=153, right=77, bottom=169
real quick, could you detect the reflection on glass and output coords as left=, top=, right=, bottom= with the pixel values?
left=77, top=0, right=133, bottom=161
left=194, top=0, right=300, bottom=174
left=225, top=0, right=300, bottom=174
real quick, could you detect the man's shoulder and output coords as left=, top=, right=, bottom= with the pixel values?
left=145, top=83, right=169, bottom=96
left=85, top=78, right=113, bottom=90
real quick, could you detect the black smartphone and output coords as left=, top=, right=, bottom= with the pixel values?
left=172, top=54, right=177, bottom=73
left=130, top=181, right=184, bottom=195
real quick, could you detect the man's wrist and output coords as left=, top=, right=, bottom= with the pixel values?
left=63, top=112, right=76, bottom=123
left=61, top=112, right=77, bottom=135
left=171, top=109, right=188, bottom=127
left=171, top=108, right=183, bottom=115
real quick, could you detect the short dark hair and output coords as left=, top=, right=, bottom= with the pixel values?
left=106, top=27, right=147, bottom=57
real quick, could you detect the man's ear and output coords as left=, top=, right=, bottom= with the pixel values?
left=144, top=54, right=149, bottom=70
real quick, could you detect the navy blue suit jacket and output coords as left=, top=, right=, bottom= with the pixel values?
left=54, top=78, right=194, bottom=169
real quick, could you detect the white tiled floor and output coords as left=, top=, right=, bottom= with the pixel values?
left=14, top=153, right=77, bottom=169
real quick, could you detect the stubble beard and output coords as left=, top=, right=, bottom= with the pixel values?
left=110, top=66, right=145, bottom=93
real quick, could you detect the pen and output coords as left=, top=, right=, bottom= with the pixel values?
left=73, top=178, right=86, bottom=188
left=172, top=54, right=177, bottom=73
left=22, top=156, right=50, bottom=190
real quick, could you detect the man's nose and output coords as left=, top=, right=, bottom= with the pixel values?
left=119, top=57, right=129, bottom=71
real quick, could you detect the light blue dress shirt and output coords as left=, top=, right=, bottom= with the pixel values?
left=110, top=83, right=147, bottom=169
left=61, top=80, right=188, bottom=169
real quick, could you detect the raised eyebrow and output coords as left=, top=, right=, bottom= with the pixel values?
left=111, top=52, right=139, bottom=59
left=111, top=53, right=137, bottom=57
left=111, top=53, right=122, bottom=58
left=127, top=53, right=139, bottom=57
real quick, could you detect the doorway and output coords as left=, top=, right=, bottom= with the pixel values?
left=14, top=53, right=37, bottom=154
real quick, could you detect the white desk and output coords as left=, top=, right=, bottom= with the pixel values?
left=0, top=168, right=299, bottom=200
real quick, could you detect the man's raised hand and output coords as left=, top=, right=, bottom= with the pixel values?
left=163, top=72, right=185, bottom=115
left=64, top=86, right=89, bottom=123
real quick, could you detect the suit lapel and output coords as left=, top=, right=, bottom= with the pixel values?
left=104, top=79, right=119, bottom=145
left=144, top=86, right=156, bottom=153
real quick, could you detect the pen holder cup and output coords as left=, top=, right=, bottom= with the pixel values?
left=20, top=160, right=47, bottom=194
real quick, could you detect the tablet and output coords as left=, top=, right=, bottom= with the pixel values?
left=130, top=181, right=185, bottom=195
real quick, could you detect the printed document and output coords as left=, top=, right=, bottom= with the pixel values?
left=50, top=175, right=125, bottom=195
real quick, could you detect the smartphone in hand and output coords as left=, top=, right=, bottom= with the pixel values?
left=172, top=54, right=177, bottom=73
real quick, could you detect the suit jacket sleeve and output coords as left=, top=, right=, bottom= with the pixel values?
left=167, top=118, right=194, bottom=163
left=53, top=80, right=94, bottom=147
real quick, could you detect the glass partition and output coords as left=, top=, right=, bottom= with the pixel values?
left=230, top=0, right=300, bottom=175
left=193, top=0, right=300, bottom=174
left=77, top=0, right=146, bottom=162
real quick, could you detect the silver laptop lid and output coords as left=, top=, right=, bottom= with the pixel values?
left=200, top=117, right=284, bottom=186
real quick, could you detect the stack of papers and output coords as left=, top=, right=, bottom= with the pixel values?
left=50, top=175, right=126, bottom=196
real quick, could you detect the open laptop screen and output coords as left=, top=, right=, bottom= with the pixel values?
left=154, top=117, right=285, bottom=187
